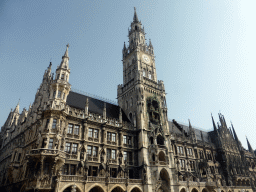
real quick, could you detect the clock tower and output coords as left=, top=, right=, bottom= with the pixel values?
left=117, top=8, right=173, bottom=191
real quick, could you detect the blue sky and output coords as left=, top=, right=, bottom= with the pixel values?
left=1, top=0, right=256, bottom=149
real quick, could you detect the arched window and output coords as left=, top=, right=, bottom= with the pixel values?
left=130, top=97, right=133, bottom=107
left=61, top=73, right=64, bottom=80
left=135, top=26, right=138, bottom=30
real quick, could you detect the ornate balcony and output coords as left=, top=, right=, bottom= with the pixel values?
left=29, top=148, right=67, bottom=158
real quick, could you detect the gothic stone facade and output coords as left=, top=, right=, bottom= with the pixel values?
left=1, top=8, right=256, bottom=192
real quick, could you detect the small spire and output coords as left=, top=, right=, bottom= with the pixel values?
left=133, top=7, right=139, bottom=22
left=246, top=136, right=253, bottom=153
left=149, top=39, right=152, bottom=47
left=84, top=97, right=89, bottom=116
left=64, top=43, right=69, bottom=57
left=119, top=107, right=122, bottom=124
left=231, top=123, right=239, bottom=141
left=211, top=113, right=217, bottom=132
left=188, top=119, right=192, bottom=128
left=123, top=42, right=126, bottom=49
left=14, top=99, right=20, bottom=113
left=103, top=103, right=106, bottom=120
left=200, top=131, right=204, bottom=142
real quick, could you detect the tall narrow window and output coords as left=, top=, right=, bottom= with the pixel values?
left=112, top=133, right=116, bottom=142
left=111, top=149, right=116, bottom=159
left=72, top=143, right=78, bottom=154
left=52, top=119, right=57, bottom=129
left=48, top=138, right=54, bottom=149
left=65, top=143, right=71, bottom=153
left=107, top=132, right=111, bottom=141
left=87, top=146, right=92, bottom=156
left=130, top=97, right=133, bottom=107
left=70, top=165, right=76, bottom=175
left=45, top=119, right=49, bottom=128
left=61, top=74, right=64, bottom=80
left=107, top=149, right=111, bottom=159
left=143, top=69, right=146, bottom=77
left=62, top=93, right=65, bottom=100
left=74, top=125, right=79, bottom=135
left=123, top=151, right=127, bottom=161
left=180, top=159, right=185, bottom=169
left=93, top=146, right=98, bottom=157
left=53, top=91, right=56, bottom=98
left=88, top=128, right=93, bottom=137
left=62, top=164, right=68, bottom=175
left=128, top=136, right=132, bottom=145
left=68, top=124, right=73, bottom=134
left=17, top=153, right=21, bottom=162
left=57, top=91, right=62, bottom=98
left=123, top=135, right=127, bottom=144
left=94, top=129, right=99, bottom=138
left=128, top=152, right=132, bottom=162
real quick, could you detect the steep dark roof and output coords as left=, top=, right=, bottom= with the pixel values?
left=66, top=91, right=130, bottom=122
left=168, top=120, right=213, bottom=143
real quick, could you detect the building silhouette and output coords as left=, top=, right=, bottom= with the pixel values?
left=0, top=8, right=255, bottom=192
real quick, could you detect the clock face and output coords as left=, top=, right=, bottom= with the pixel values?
left=143, top=54, right=150, bottom=63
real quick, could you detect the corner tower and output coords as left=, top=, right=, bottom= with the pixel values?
left=117, top=8, right=172, bottom=191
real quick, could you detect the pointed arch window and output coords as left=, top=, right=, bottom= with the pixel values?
left=143, top=69, right=146, bottom=77
left=148, top=71, right=152, bottom=79
left=61, top=73, right=64, bottom=80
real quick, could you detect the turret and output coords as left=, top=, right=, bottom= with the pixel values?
left=49, top=44, right=71, bottom=110
left=56, top=44, right=70, bottom=82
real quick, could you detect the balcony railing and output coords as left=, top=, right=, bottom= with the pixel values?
left=88, top=176, right=106, bottom=182
left=109, top=178, right=127, bottom=183
left=87, top=176, right=142, bottom=184
left=60, top=175, right=84, bottom=182
left=128, top=179, right=143, bottom=184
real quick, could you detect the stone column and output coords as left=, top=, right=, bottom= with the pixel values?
left=40, top=156, right=45, bottom=177
left=102, top=127, right=105, bottom=144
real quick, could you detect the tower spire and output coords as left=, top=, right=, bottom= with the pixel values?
left=133, top=7, right=139, bottom=22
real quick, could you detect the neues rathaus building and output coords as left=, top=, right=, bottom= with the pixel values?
left=1, top=8, right=256, bottom=192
